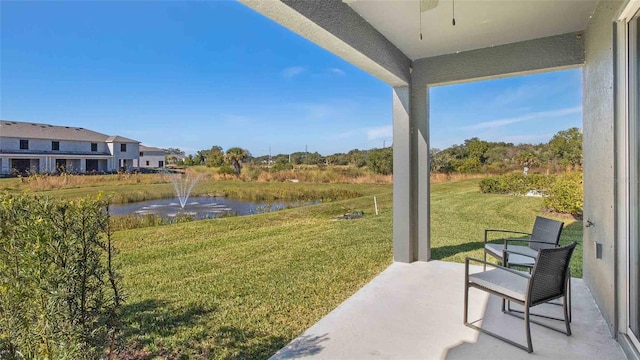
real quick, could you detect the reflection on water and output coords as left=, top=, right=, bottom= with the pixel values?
left=109, top=196, right=315, bottom=219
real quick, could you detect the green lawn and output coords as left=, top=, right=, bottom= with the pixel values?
left=111, top=178, right=582, bottom=358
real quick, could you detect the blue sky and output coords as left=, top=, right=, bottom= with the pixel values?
left=1, top=1, right=582, bottom=156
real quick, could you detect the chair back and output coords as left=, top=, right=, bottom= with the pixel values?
left=529, top=216, right=564, bottom=251
left=527, top=242, right=576, bottom=306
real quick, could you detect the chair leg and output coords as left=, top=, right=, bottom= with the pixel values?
left=464, top=261, right=469, bottom=324
left=525, top=304, right=533, bottom=353
left=483, top=250, right=487, bottom=271
left=464, top=282, right=469, bottom=325
left=563, top=291, right=572, bottom=336
left=568, top=276, right=572, bottom=323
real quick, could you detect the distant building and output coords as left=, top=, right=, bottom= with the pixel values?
left=166, top=153, right=186, bottom=166
left=0, top=120, right=140, bottom=175
left=136, top=145, right=165, bottom=169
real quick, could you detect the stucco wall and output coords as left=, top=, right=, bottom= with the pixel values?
left=583, top=0, right=623, bottom=336
left=137, top=153, right=165, bottom=168
left=110, top=142, right=140, bottom=170
left=0, top=137, right=109, bottom=154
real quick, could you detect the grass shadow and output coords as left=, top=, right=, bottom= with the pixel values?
left=431, top=218, right=584, bottom=277
left=431, top=240, right=486, bottom=260
left=117, top=299, right=216, bottom=358
left=270, top=333, right=330, bottom=359
left=117, top=300, right=296, bottom=359
left=121, top=299, right=214, bottom=339
left=210, top=326, right=292, bottom=360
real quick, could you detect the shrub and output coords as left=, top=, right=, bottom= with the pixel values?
left=479, top=173, right=554, bottom=195
left=218, top=163, right=235, bottom=175
left=543, top=172, right=583, bottom=217
left=0, top=194, right=124, bottom=359
left=272, top=160, right=294, bottom=172
left=242, top=165, right=264, bottom=181
left=457, top=157, right=483, bottom=173
left=479, top=172, right=584, bottom=216
left=478, top=176, right=507, bottom=194
left=367, top=148, right=393, bottom=175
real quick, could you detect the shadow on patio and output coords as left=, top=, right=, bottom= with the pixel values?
left=270, top=261, right=624, bottom=360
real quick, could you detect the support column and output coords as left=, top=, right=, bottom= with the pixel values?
left=393, top=87, right=412, bottom=262
left=412, top=83, right=430, bottom=262
left=0, top=157, right=8, bottom=175
left=393, top=86, right=431, bottom=263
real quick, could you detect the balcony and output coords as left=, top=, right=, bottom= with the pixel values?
left=272, top=261, right=624, bottom=359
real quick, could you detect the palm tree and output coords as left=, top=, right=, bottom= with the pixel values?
left=225, top=147, right=248, bottom=177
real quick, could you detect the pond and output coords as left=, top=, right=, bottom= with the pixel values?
left=109, top=196, right=316, bottom=219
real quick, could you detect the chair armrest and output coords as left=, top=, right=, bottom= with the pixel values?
left=484, top=229, right=531, bottom=243
left=504, top=239, right=560, bottom=247
left=502, top=248, right=537, bottom=258
left=465, top=257, right=531, bottom=279
left=505, top=239, right=559, bottom=245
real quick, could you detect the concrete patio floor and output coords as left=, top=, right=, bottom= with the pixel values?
left=271, top=261, right=625, bottom=360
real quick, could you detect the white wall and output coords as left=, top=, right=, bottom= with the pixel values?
left=0, top=137, right=109, bottom=154
left=110, top=142, right=140, bottom=171
left=137, top=152, right=165, bottom=168
left=0, top=138, right=139, bottom=174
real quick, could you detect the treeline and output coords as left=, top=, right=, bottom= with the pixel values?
left=166, top=146, right=249, bottom=176
left=430, top=127, right=582, bottom=174
left=166, top=127, right=581, bottom=175
left=169, top=146, right=394, bottom=176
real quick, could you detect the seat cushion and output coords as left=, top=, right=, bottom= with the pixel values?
left=484, top=244, right=537, bottom=267
left=468, top=268, right=529, bottom=302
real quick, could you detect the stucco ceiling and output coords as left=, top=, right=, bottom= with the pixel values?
left=345, top=0, right=598, bottom=60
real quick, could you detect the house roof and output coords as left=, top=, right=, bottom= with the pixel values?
left=0, top=120, right=140, bottom=143
left=105, top=135, right=140, bottom=143
left=140, top=145, right=164, bottom=153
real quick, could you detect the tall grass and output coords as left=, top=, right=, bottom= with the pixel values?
left=0, top=167, right=490, bottom=197
left=185, top=165, right=486, bottom=184
left=21, top=181, right=379, bottom=205
left=206, top=186, right=361, bottom=202
left=9, top=172, right=170, bottom=192
left=109, top=214, right=196, bottom=231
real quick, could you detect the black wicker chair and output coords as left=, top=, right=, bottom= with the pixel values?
left=464, top=242, right=577, bottom=353
left=483, top=216, right=570, bottom=321
left=483, top=216, right=564, bottom=270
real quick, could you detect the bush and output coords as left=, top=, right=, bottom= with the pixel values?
left=479, top=173, right=554, bottom=195
left=367, top=148, right=393, bottom=175
left=218, top=163, right=235, bottom=175
left=272, top=160, right=293, bottom=172
left=478, top=176, right=507, bottom=194
left=0, top=194, right=123, bottom=359
left=242, top=165, right=264, bottom=181
left=479, top=172, right=584, bottom=216
left=543, top=172, right=583, bottom=217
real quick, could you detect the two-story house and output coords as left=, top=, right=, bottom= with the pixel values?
left=0, top=120, right=140, bottom=175
left=136, top=145, right=165, bottom=169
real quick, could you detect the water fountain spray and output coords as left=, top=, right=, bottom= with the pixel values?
left=165, top=171, right=201, bottom=209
